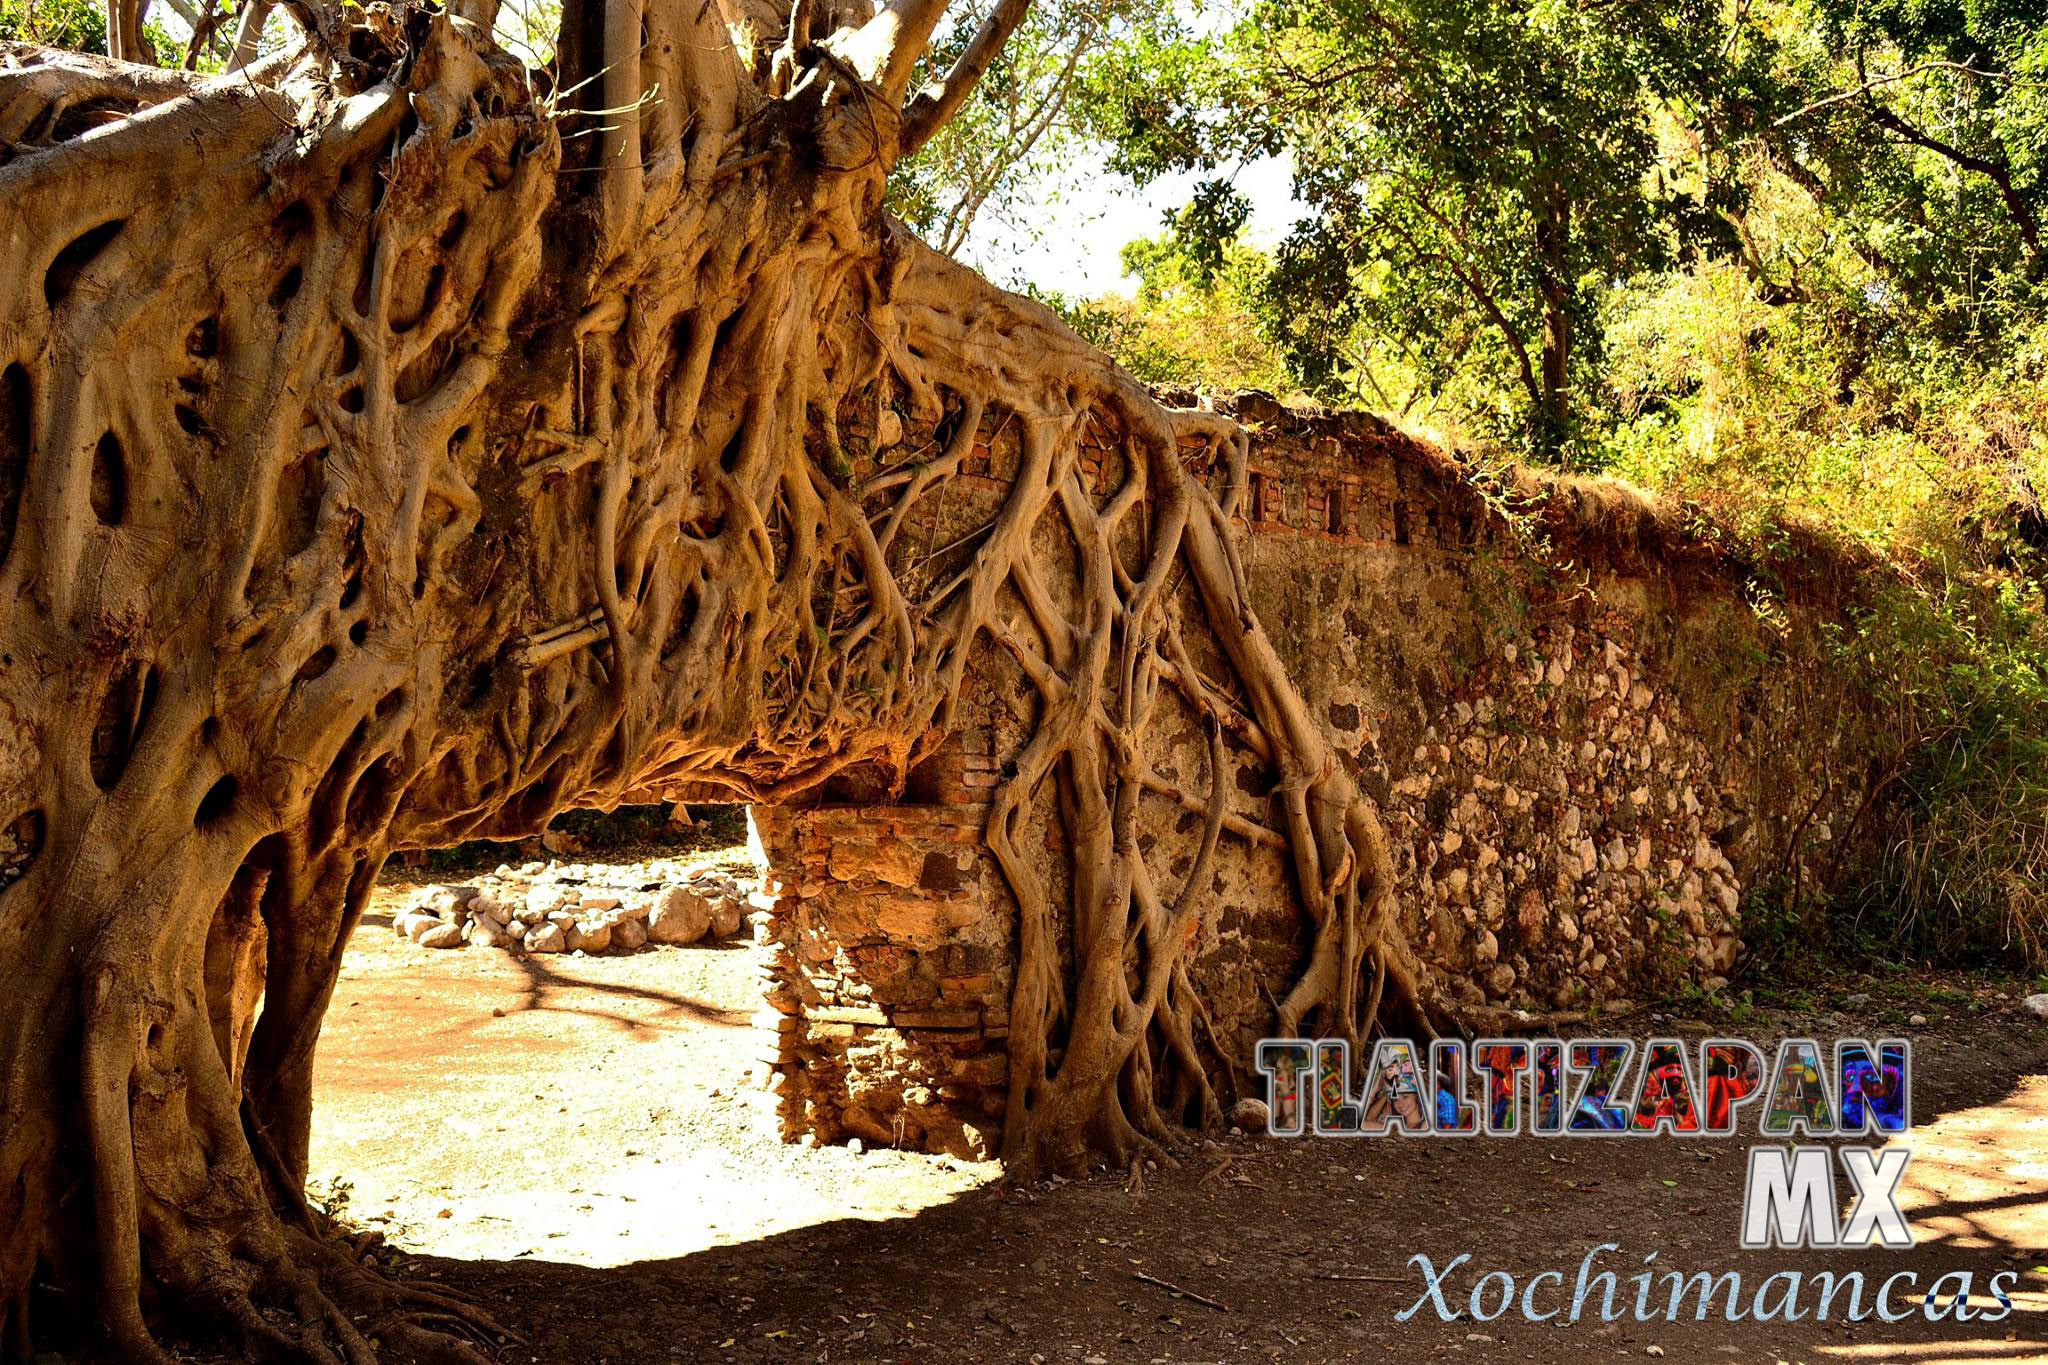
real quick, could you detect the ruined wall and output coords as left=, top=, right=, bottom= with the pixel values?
left=749, top=395, right=1879, bottom=1157
left=749, top=774, right=1011, bottom=1159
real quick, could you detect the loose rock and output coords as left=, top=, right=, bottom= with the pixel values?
left=710, top=899, right=745, bottom=938
left=417, top=921, right=466, bottom=949
left=399, top=911, right=443, bottom=943
left=1228, top=1097, right=1270, bottom=1129
left=470, top=914, right=513, bottom=948
left=648, top=886, right=713, bottom=944
left=395, top=856, right=755, bottom=958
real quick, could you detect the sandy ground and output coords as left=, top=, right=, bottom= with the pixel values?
left=309, top=874, right=990, bottom=1270
left=299, top=853, right=2048, bottom=1365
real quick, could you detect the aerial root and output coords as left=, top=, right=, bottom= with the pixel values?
left=0, top=24, right=1449, bottom=1343
left=978, top=377, right=1443, bottom=1175
left=118, top=1216, right=515, bottom=1365
left=289, top=1229, right=520, bottom=1355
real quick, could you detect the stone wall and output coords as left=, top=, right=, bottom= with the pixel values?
left=745, top=395, right=1878, bottom=1157
left=748, top=759, right=1010, bottom=1159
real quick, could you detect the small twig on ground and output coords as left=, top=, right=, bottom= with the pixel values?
left=1133, top=1271, right=1229, bottom=1312
left=1314, top=1271, right=1409, bottom=1283
left=1198, top=1155, right=1233, bottom=1184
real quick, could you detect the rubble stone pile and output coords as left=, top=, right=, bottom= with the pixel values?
left=391, top=859, right=760, bottom=955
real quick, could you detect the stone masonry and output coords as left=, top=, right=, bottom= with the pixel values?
left=748, top=751, right=1010, bottom=1160
left=741, top=395, right=1880, bottom=1158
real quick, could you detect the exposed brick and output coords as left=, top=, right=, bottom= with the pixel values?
left=809, top=1004, right=889, bottom=1026
left=889, top=1008, right=982, bottom=1031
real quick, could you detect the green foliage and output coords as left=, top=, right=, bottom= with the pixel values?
left=1049, top=1, right=2048, bottom=460
left=1086, top=0, right=1769, bottom=454
left=0, top=0, right=107, bottom=51
left=1600, top=260, right=2048, bottom=968
left=1777, top=0, right=2048, bottom=343
left=1839, top=575, right=2048, bottom=965
left=1023, top=233, right=1296, bottom=393
left=1003, top=0, right=2048, bottom=969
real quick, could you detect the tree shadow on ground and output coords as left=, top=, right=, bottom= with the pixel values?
left=391, top=1012, right=2048, bottom=1364
left=353, top=905, right=754, bottom=1035
left=489, top=945, right=756, bottom=1035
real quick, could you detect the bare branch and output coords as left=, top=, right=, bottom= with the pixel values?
left=1386, top=193, right=1543, bottom=412
left=104, top=0, right=152, bottom=64
left=1843, top=48, right=2042, bottom=261
left=834, top=0, right=954, bottom=101
left=1774, top=59, right=2044, bottom=128
left=596, top=0, right=645, bottom=232
left=929, top=11, right=1096, bottom=251
left=899, top=0, right=1033, bottom=157
left=181, top=0, right=239, bottom=70
left=226, top=0, right=270, bottom=70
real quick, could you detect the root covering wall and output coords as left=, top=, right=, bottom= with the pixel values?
left=0, top=17, right=1882, bottom=1342
left=752, top=395, right=1875, bottom=1157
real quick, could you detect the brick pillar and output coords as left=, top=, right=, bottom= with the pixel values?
left=749, top=727, right=1013, bottom=1159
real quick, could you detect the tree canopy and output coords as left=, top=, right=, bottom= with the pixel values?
left=900, top=0, right=2048, bottom=469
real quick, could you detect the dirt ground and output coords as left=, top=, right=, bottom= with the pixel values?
left=311, top=850, right=990, bottom=1271
left=302, top=850, right=2048, bottom=1365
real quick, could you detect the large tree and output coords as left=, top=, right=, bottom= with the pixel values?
left=1763, top=0, right=2048, bottom=336
left=0, top=2, right=1435, bottom=1358
left=1092, top=0, right=1763, bottom=451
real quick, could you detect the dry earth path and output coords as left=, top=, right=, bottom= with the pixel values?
left=295, top=856, right=2048, bottom=1365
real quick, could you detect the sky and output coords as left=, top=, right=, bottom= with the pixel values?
left=947, top=151, right=1301, bottom=299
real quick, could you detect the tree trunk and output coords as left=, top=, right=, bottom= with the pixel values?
left=1534, top=190, right=1573, bottom=450
left=0, top=9, right=1438, bottom=1357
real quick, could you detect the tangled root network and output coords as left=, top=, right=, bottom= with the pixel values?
left=0, top=3, right=1437, bottom=1357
